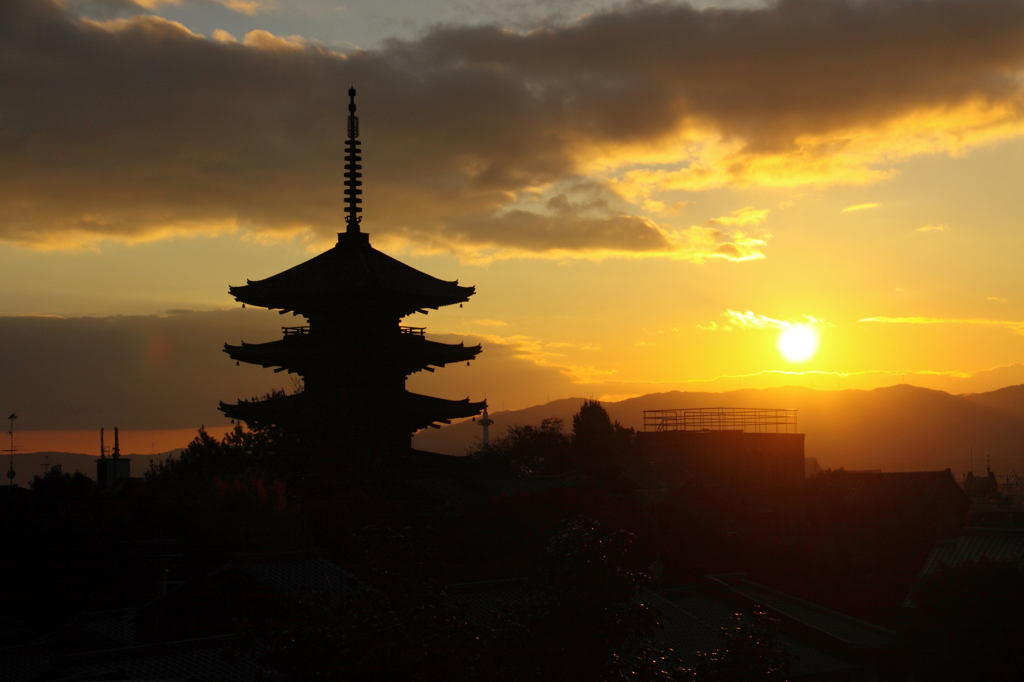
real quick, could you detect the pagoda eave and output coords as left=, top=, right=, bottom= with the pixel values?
left=220, top=390, right=485, bottom=433
left=226, top=234, right=476, bottom=315
left=403, top=392, right=487, bottom=431
left=219, top=392, right=306, bottom=428
left=227, top=290, right=473, bottom=319
left=225, top=337, right=482, bottom=375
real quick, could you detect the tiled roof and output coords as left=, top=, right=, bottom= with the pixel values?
left=0, top=644, right=61, bottom=682
left=75, top=608, right=138, bottom=648
left=811, top=470, right=968, bottom=507
left=57, top=635, right=257, bottom=682
left=917, top=527, right=1024, bottom=577
left=655, top=592, right=853, bottom=678
left=443, top=579, right=852, bottom=679
left=0, top=617, right=31, bottom=644
left=445, top=579, right=529, bottom=628
left=232, top=549, right=371, bottom=608
left=33, top=607, right=139, bottom=651
left=706, top=575, right=899, bottom=650
left=229, top=232, right=474, bottom=314
left=904, top=527, right=1024, bottom=608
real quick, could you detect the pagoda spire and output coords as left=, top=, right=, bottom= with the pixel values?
left=344, top=86, right=363, bottom=234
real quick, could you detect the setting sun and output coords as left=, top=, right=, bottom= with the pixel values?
left=777, top=325, right=819, bottom=363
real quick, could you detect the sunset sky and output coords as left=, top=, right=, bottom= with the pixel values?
left=2, top=0, right=1024, bottom=456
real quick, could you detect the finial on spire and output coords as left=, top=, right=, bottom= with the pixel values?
left=347, top=87, right=358, bottom=136
left=344, top=86, right=363, bottom=233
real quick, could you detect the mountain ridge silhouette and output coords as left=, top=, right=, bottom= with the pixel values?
left=7, top=450, right=184, bottom=483
left=413, top=384, right=1024, bottom=474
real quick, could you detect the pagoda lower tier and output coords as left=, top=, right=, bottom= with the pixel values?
left=220, top=389, right=486, bottom=438
left=224, top=329, right=481, bottom=378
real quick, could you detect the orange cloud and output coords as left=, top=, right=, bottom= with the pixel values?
left=468, top=332, right=614, bottom=384
left=860, top=316, right=1024, bottom=334
left=125, top=0, right=272, bottom=15
left=701, top=310, right=826, bottom=332
left=6, top=0, right=1024, bottom=257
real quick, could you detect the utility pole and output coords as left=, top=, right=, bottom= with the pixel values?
left=5, top=413, right=17, bottom=490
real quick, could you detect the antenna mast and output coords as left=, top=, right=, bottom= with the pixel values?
left=5, top=413, right=17, bottom=490
left=478, top=407, right=494, bottom=449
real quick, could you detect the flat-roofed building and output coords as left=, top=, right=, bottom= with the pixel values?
left=636, top=407, right=806, bottom=542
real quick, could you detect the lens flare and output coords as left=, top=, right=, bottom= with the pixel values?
left=777, top=325, right=819, bottom=363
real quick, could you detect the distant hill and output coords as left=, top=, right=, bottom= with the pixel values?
left=412, top=385, right=1024, bottom=474
left=10, top=449, right=185, bottom=484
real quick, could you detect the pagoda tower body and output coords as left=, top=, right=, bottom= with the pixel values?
left=220, top=89, right=485, bottom=457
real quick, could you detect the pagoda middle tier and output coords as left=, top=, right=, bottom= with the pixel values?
left=224, top=327, right=482, bottom=377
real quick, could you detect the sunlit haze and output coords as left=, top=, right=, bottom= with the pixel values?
left=2, top=0, right=1024, bottom=455
left=777, top=326, right=819, bottom=364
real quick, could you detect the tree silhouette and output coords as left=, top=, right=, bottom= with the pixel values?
left=691, top=608, right=792, bottom=681
left=572, top=400, right=635, bottom=480
left=142, top=424, right=299, bottom=556
left=469, top=417, right=570, bottom=474
left=30, top=464, right=95, bottom=498
left=486, top=518, right=674, bottom=681
left=250, top=525, right=480, bottom=682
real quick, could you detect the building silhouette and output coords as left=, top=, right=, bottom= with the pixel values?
left=636, top=407, right=806, bottom=542
left=95, top=427, right=130, bottom=491
left=220, top=89, right=485, bottom=458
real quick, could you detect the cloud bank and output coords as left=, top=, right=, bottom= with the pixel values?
left=0, top=309, right=292, bottom=430
left=860, top=316, right=1024, bottom=334
left=4, top=309, right=1024, bottom=431
left=4, top=0, right=1024, bottom=257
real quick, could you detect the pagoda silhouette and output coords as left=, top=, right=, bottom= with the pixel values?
left=220, top=88, right=485, bottom=458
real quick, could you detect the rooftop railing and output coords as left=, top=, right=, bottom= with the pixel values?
left=280, top=325, right=427, bottom=337
left=643, top=407, right=798, bottom=434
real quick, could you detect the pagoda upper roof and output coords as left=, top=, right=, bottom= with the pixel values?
left=229, top=231, right=474, bottom=314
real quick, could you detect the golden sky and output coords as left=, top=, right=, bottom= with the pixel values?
left=2, top=0, right=1024, bottom=451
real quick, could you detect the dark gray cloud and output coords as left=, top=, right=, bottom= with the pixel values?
left=2, top=0, right=1024, bottom=253
left=0, top=309, right=297, bottom=429
left=0, top=312, right=543, bottom=431
left=7, top=308, right=1024, bottom=432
